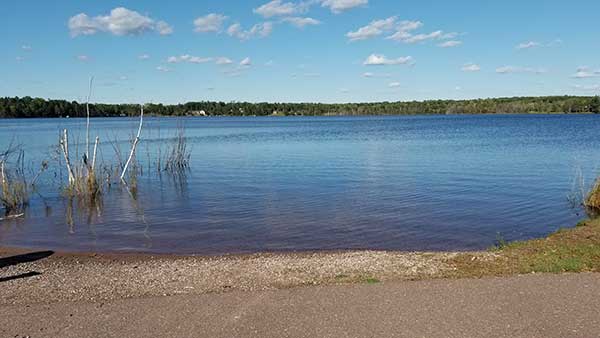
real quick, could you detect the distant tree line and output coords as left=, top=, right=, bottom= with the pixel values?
left=1, top=95, right=599, bottom=118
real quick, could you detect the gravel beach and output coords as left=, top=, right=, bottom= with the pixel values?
left=0, top=247, right=465, bottom=305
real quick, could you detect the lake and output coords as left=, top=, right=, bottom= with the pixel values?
left=0, top=114, right=599, bottom=254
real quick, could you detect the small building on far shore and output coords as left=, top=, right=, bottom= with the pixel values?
left=189, top=110, right=207, bottom=116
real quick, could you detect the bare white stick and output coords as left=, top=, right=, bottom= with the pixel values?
left=86, top=76, right=94, bottom=161
left=0, top=160, right=5, bottom=186
left=120, top=105, right=144, bottom=181
left=59, top=129, right=76, bottom=184
left=91, top=136, right=99, bottom=170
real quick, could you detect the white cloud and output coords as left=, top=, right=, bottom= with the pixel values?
left=68, top=7, right=173, bottom=37
left=388, top=82, right=401, bottom=88
left=76, top=55, right=90, bottom=62
left=572, top=84, right=600, bottom=91
left=156, top=21, right=174, bottom=35
left=21, top=45, right=32, bottom=51
left=461, top=63, right=481, bottom=72
left=240, top=57, right=252, bottom=66
left=516, top=41, right=540, bottom=50
left=516, top=39, right=562, bottom=50
left=438, top=40, right=462, bottom=48
left=227, top=22, right=273, bottom=40
left=216, top=57, right=233, bottom=65
left=347, top=18, right=424, bottom=42
left=282, top=17, right=320, bottom=28
left=386, top=23, right=458, bottom=45
left=15, top=56, right=25, bottom=62
left=363, top=54, right=413, bottom=66
left=362, top=72, right=391, bottom=78
left=138, top=54, right=150, bottom=60
left=346, top=16, right=398, bottom=41
left=397, top=20, right=424, bottom=32
left=547, top=38, right=563, bottom=47
left=347, top=18, right=459, bottom=47
left=254, top=0, right=307, bottom=18
left=401, top=30, right=443, bottom=43
left=167, top=55, right=213, bottom=64
left=388, top=29, right=456, bottom=44
left=571, top=67, right=600, bottom=79
left=156, top=66, right=171, bottom=72
left=193, top=14, right=228, bottom=33
left=320, top=0, right=368, bottom=13
left=496, top=66, right=547, bottom=74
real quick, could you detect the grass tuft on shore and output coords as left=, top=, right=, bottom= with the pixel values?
left=448, top=218, right=600, bottom=277
left=585, top=177, right=600, bottom=213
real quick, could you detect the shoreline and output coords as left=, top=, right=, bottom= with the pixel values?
left=1, top=217, right=598, bottom=305
left=0, top=111, right=597, bottom=119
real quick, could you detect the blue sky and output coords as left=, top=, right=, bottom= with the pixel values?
left=2, top=0, right=600, bottom=104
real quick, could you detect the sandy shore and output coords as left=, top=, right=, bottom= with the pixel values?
left=0, top=247, right=475, bottom=305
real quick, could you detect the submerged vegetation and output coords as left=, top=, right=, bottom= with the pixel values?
left=1, top=95, right=600, bottom=118
left=0, top=80, right=193, bottom=225
left=0, top=144, right=28, bottom=217
left=0, top=161, right=28, bottom=216
left=164, top=124, right=191, bottom=172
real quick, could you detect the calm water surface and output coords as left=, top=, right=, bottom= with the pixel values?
left=0, top=115, right=599, bottom=254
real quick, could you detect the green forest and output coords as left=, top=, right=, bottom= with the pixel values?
left=1, top=95, right=599, bottom=118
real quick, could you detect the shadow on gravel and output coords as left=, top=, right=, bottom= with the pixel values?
left=0, top=271, right=42, bottom=282
left=0, top=251, right=54, bottom=282
left=0, top=251, right=54, bottom=269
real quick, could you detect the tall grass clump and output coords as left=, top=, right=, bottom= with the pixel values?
left=164, top=123, right=191, bottom=172
left=59, top=129, right=102, bottom=205
left=585, top=176, right=600, bottom=215
left=0, top=146, right=29, bottom=216
left=0, top=161, right=28, bottom=216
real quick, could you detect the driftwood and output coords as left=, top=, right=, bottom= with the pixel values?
left=120, top=105, right=144, bottom=181
left=0, top=213, right=24, bottom=221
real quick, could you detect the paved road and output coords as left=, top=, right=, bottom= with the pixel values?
left=1, top=273, right=599, bottom=338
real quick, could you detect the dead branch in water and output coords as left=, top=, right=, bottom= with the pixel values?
left=91, top=136, right=99, bottom=170
left=30, top=160, right=49, bottom=186
left=85, top=77, right=94, bottom=162
left=121, top=104, right=144, bottom=182
left=59, top=129, right=75, bottom=185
